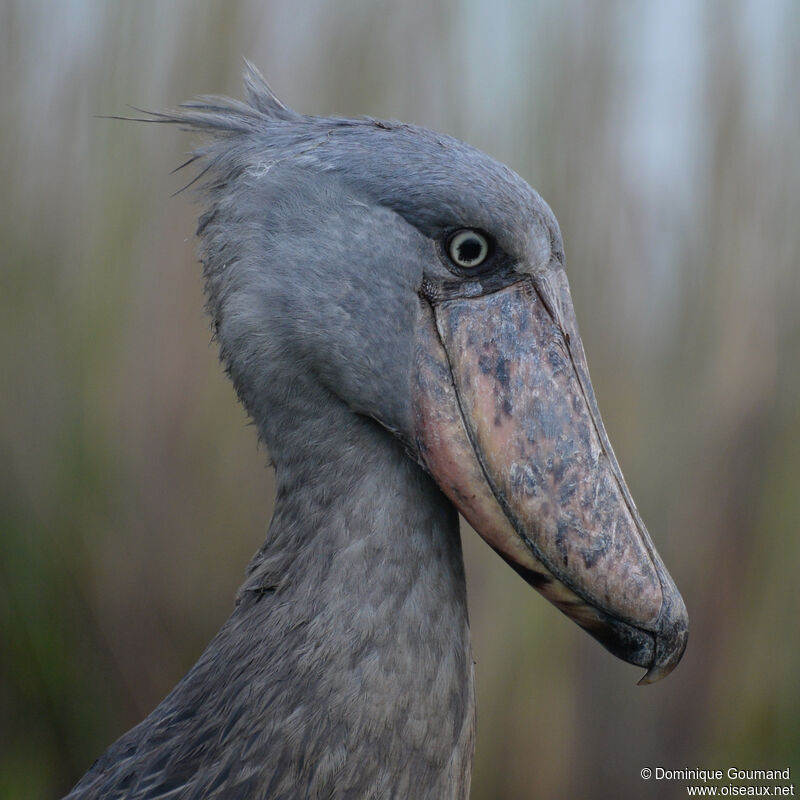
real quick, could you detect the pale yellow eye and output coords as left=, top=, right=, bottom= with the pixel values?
left=448, top=230, right=489, bottom=268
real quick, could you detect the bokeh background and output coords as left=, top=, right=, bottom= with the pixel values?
left=2, top=1, right=799, bottom=797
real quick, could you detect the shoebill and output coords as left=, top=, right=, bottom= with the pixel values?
left=67, top=64, right=688, bottom=799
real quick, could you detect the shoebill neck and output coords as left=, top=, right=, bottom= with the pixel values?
left=231, top=401, right=477, bottom=797
left=67, top=395, right=476, bottom=799
left=244, top=403, right=466, bottom=601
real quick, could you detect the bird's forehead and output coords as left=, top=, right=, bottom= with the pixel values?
left=298, top=120, right=560, bottom=264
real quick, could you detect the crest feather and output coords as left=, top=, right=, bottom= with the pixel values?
left=242, top=59, right=298, bottom=121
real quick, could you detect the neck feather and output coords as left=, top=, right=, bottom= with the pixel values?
left=71, top=406, right=475, bottom=800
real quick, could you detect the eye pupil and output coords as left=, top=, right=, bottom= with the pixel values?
left=457, top=238, right=483, bottom=263
left=448, top=229, right=489, bottom=269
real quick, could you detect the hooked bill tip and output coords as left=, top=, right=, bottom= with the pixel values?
left=637, top=599, right=689, bottom=685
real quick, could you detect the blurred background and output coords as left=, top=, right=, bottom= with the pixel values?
left=1, top=1, right=798, bottom=797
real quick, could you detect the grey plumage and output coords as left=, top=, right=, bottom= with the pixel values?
left=68, top=62, right=687, bottom=799
left=70, top=430, right=473, bottom=799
